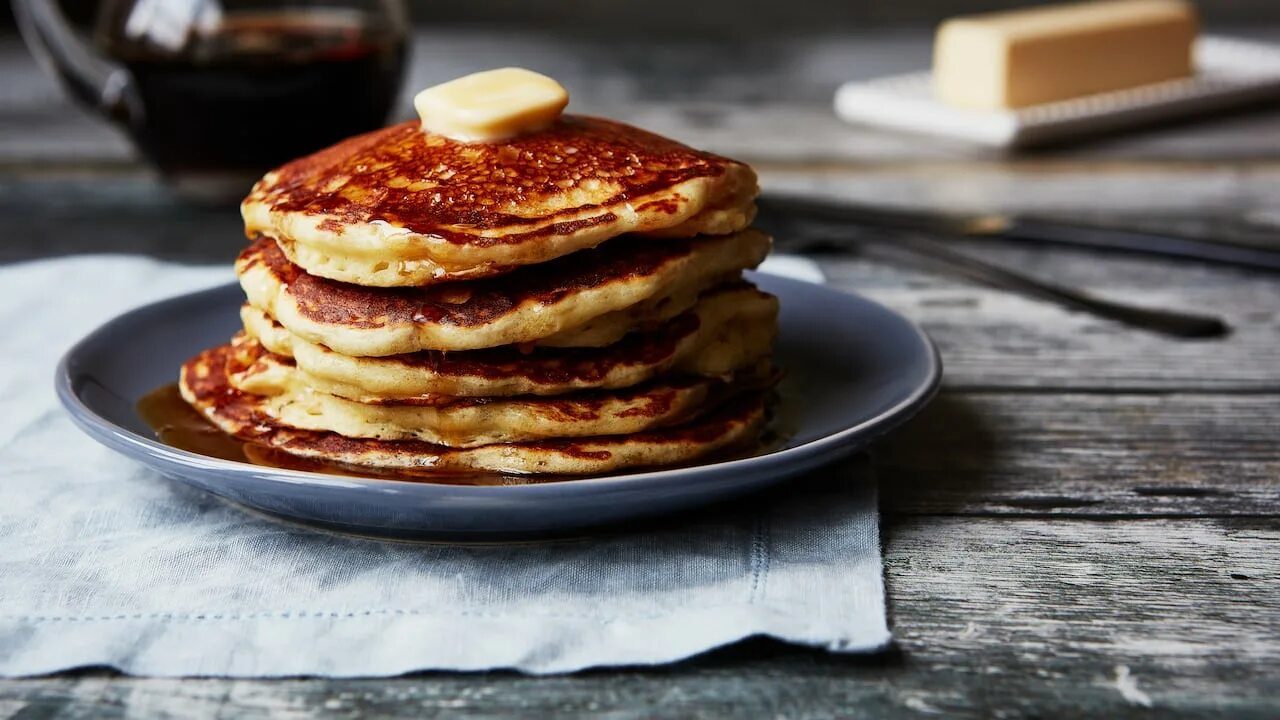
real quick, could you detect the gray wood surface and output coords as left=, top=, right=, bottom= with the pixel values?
left=879, top=393, right=1280, bottom=516
left=2, top=519, right=1275, bottom=718
left=1, top=29, right=1278, bottom=719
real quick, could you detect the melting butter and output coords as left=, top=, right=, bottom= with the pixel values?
left=414, top=68, right=569, bottom=143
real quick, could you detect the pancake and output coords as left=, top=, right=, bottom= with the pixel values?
left=241, top=116, right=758, bottom=286
left=181, top=344, right=767, bottom=475
left=237, top=230, right=770, bottom=356
left=240, top=283, right=779, bottom=402
left=224, top=338, right=766, bottom=448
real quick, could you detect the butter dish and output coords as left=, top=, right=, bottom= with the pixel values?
left=833, top=36, right=1280, bottom=148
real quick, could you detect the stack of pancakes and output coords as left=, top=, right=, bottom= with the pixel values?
left=180, top=114, right=779, bottom=476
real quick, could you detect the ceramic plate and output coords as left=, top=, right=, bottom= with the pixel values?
left=56, top=272, right=941, bottom=540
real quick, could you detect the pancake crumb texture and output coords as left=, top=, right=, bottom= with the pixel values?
left=242, top=116, right=758, bottom=286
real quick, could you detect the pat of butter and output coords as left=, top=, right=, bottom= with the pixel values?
left=934, top=0, right=1197, bottom=110
left=414, top=68, right=569, bottom=143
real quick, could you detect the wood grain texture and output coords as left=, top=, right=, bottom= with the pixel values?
left=759, top=163, right=1280, bottom=218
left=878, top=393, right=1280, bottom=517
left=863, top=284, right=1280, bottom=391
left=822, top=248, right=1280, bottom=391
left=880, top=517, right=1280, bottom=718
left=0, top=518, right=1274, bottom=719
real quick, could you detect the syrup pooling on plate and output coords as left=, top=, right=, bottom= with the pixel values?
left=138, top=383, right=544, bottom=485
left=137, top=383, right=249, bottom=463
left=138, top=383, right=775, bottom=485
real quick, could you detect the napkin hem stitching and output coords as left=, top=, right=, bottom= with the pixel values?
left=0, top=597, right=891, bottom=625
left=747, top=514, right=771, bottom=604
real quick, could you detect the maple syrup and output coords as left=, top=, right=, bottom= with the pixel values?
left=136, top=383, right=533, bottom=485
left=102, top=11, right=405, bottom=181
left=137, top=383, right=780, bottom=485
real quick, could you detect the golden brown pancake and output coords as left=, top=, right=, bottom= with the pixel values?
left=241, top=117, right=758, bottom=286
left=240, top=283, right=779, bottom=402
left=225, top=336, right=766, bottom=448
left=181, top=344, right=767, bottom=475
left=237, top=230, right=770, bottom=356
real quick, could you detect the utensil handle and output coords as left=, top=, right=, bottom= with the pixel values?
left=896, top=232, right=1230, bottom=339
left=12, top=0, right=140, bottom=125
left=1003, top=219, right=1280, bottom=273
left=757, top=194, right=1280, bottom=274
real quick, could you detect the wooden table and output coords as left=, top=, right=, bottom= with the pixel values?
left=2, top=30, right=1278, bottom=718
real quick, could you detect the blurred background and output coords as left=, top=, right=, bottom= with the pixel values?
left=2, top=0, right=1277, bottom=263
left=4, top=1, right=1280, bottom=35
left=4, top=1, right=1279, bottom=159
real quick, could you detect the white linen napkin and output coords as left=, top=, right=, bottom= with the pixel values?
left=0, top=254, right=889, bottom=677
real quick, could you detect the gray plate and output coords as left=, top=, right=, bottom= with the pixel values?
left=56, top=272, right=941, bottom=540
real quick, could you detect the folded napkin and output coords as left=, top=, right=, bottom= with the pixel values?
left=0, top=254, right=889, bottom=677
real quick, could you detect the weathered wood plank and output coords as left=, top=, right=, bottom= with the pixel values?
left=876, top=392, right=1280, bottom=516
left=879, top=516, right=1280, bottom=717
left=822, top=249, right=1280, bottom=391
left=759, top=163, right=1280, bottom=219
left=1, top=518, right=1275, bottom=718
left=863, top=283, right=1280, bottom=391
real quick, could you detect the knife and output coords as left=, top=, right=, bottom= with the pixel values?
left=755, top=193, right=1232, bottom=338
left=756, top=194, right=1280, bottom=272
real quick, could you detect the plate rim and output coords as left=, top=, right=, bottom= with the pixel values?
left=55, top=274, right=943, bottom=496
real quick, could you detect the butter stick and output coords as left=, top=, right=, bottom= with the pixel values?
left=933, top=0, right=1198, bottom=110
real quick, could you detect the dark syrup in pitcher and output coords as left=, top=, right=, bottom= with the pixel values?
left=103, top=10, right=405, bottom=180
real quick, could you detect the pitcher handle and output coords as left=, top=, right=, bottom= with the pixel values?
left=12, top=0, right=141, bottom=125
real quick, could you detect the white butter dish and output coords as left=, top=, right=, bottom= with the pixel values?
left=833, top=36, right=1280, bottom=148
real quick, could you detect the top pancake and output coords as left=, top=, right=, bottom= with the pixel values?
left=241, top=116, right=758, bottom=287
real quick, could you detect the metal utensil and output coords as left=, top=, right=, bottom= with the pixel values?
left=757, top=195, right=1280, bottom=272
left=757, top=197, right=1231, bottom=339
left=885, top=231, right=1229, bottom=339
